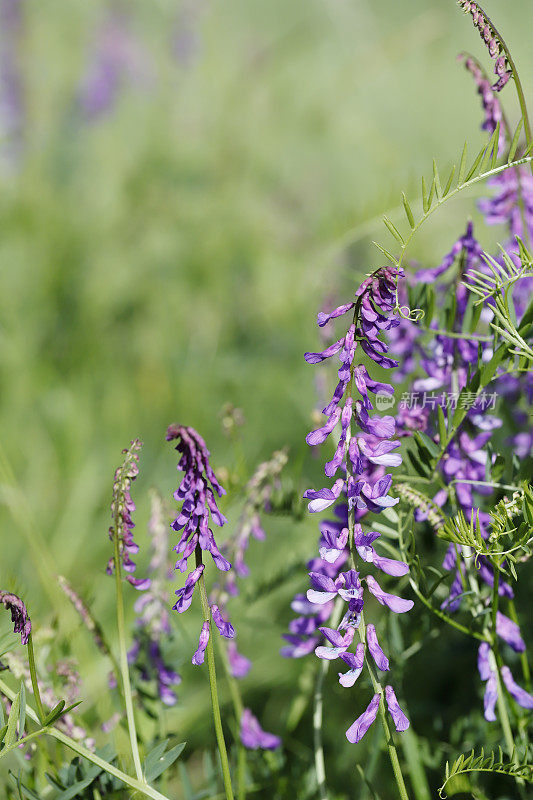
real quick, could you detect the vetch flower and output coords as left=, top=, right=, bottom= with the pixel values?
left=496, top=611, right=525, bottom=652
left=501, top=666, right=533, bottom=710
left=192, top=622, right=210, bottom=666
left=346, top=693, right=381, bottom=743
left=384, top=686, right=410, bottom=732
left=227, top=642, right=252, bottom=678
left=338, top=644, right=365, bottom=687
left=315, top=626, right=355, bottom=660
left=240, top=709, right=281, bottom=750
left=366, top=575, right=414, bottom=614
left=366, top=624, right=389, bottom=671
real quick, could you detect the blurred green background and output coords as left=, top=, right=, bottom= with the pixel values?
left=1, top=0, right=533, bottom=796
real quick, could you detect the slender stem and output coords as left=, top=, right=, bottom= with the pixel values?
left=313, top=597, right=344, bottom=800
left=508, top=600, right=530, bottom=687
left=489, top=563, right=526, bottom=795
left=217, top=639, right=247, bottom=800
left=0, top=677, right=171, bottom=800
left=27, top=633, right=46, bottom=724
left=195, top=546, right=235, bottom=800
left=357, top=610, right=410, bottom=800
left=314, top=659, right=329, bottom=800
left=113, top=534, right=144, bottom=782
left=345, top=447, right=410, bottom=800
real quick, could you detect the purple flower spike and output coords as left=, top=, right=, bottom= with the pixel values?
left=484, top=673, right=498, bottom=722
left=496, top=612, right=525, bottom=652
left=228, top=642, right=252, bottom=678
left=366, top=624, right=389, bottom=671
left=385, top=686, right=409, bottom=732
left=315, top=626, right=355, bottom=660
left=501, top=666, right=533, bottom=710
left=0, top=591, right=31, bottom=645
left=167, top=424, right=231, bottom=573
left=192, top=621, right=210, bottom=665
left=240, top=709, right=281, bottom=750
left=366, top=575, right=414, bottom=614
left=338, top=643, right=365, bottom=687
left=346, top=693, right=381, bottom=743
left=211, top=604, right=235, bottom=639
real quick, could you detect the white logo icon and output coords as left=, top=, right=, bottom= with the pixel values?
left=375, top=391, right=395, bottom=410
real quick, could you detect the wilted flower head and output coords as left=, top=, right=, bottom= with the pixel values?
left=106, top=439, right=150, bottom=591
left=456, top=1, right=511, bottom=91
left=0, top=591, right=31, bottom=645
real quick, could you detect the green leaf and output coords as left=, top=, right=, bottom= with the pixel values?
left=5, top=689, right=21, bottom=748
left=383, top=215, right=404, bottom=245
left=465, top=142, right=486, bottom=182
left=421, top=175, right=429, bottom=213
left=414, top=431, right=440, bottom=460
left=433, top=159, right=442, bottom=199
left=145, top=741, right=186, bottom=782
left=179, top=762, right=195, bottom=800
left=372, top=241, right=398, bottom=264
left=437, top=405, right=447, bottom=445
left=18, top=683, right=25, bottom=740
left=508, top=118, right=523, bottom=163
left=43, top=700, right=66, bottom=726
left=443, top=165, right=456, bottom=197
left=457, top=141, right=468, bottom=185
left=402, top=192, right=415, bottom=228
left=490, top=122, right=501, bottom=170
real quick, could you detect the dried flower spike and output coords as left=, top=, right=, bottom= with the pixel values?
left=0, top=591, right=31, bottom=645
left=106, top=439, right=150, bottom=591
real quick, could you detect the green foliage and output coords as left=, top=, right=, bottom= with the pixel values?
left=439, top=747, right=533, bottom=798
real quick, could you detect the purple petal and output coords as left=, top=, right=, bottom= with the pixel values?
left=305, top=337, right=345, bottom=364
left=366, top=575, right=413, bottom=614
left=385, top=686, right=410, bottom=732
left=501, top=666, right=533, bottom=710
left=192, top=621, right=210, bottom=665
left=366, top=624, right=389, bottom=671
left=484, top=673, right=498, bottom=721
left=346, top=693, right=380, bottom=743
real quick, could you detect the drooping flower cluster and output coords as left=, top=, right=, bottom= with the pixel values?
left=166, top=424, right=235, bottom=664
left=0, top=590, right=31, bottom=645
left=459, top=54, right=505, bottom=154
left=477, top=642, right=533, bottom=721
left=128, top=491, right=182, bottom=706
left=284, top=267, right=414, bottom=743
left=457, top=1, right=512, bottom=91
left=106, top=439, right=150, bottom=591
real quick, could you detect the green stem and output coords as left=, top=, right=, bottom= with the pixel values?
left=195, top=546, right=235, bottom=800
left=0, top=677, right=170, bottom=800
left=27, top=633, right=46, bottom=724
left=489, top=564, right=525, bottom=795
left=313, top=597, right=344, bottom=800
left=113, top=532, right=144, bottom=782
left=357, top=611, right=410, bottom=800
left=508, top=600, right=530, bottom=687
left=217, top=640, right=247, bottom=800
